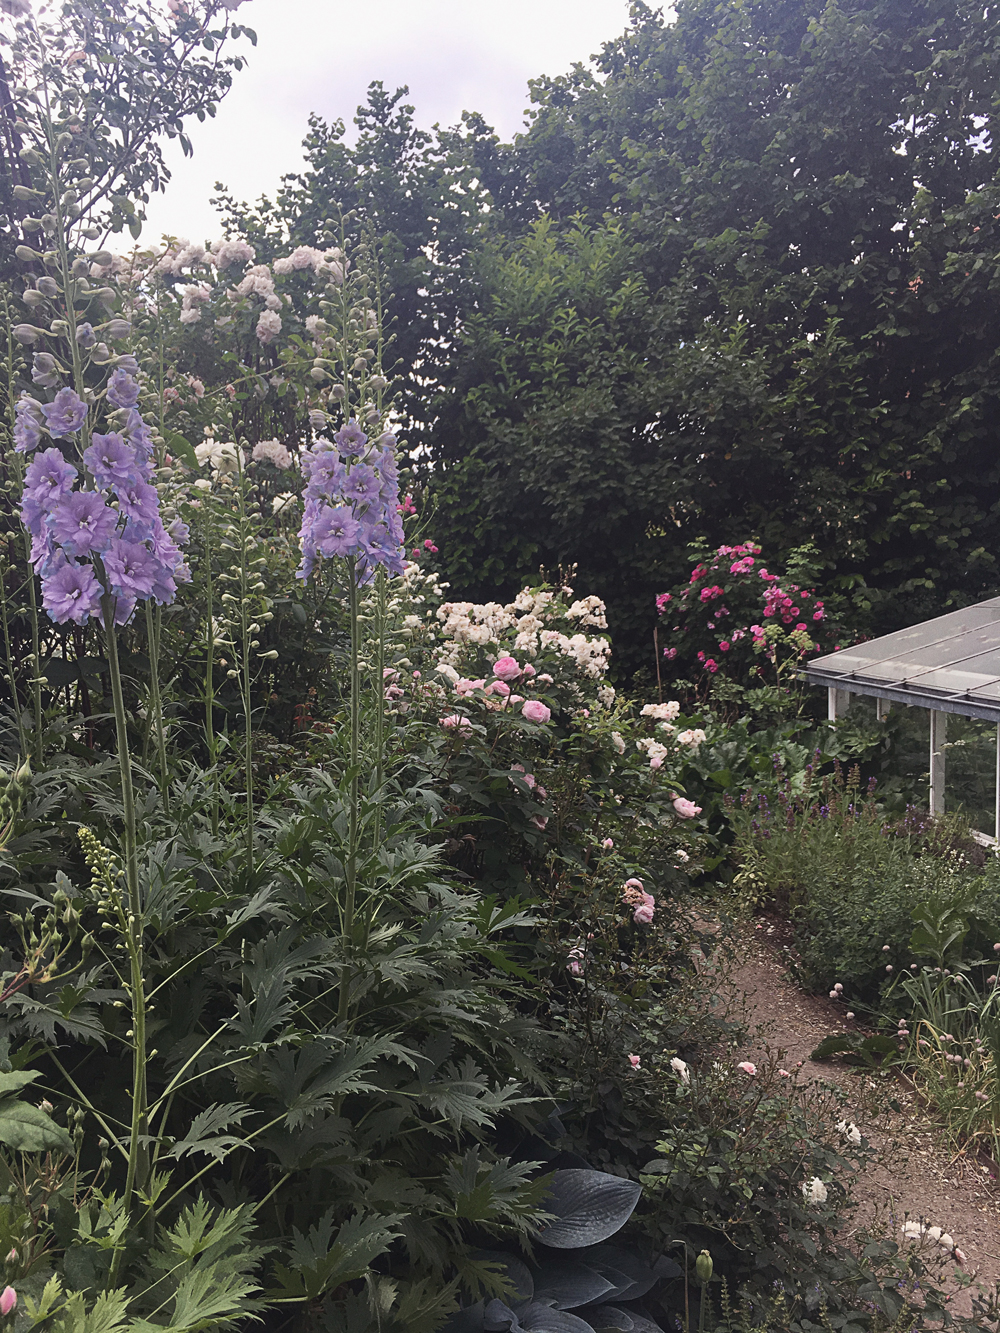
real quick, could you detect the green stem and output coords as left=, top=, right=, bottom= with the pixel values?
left=338, top=563, right=360, bottom=1023
left=202, top=506, right=219, bottom=836
left=144, top=602, right=169, bottom=813
left=100, top=594, right=149, bottom=1277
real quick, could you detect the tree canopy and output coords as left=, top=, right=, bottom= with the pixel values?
left=219, top=0, right=1000, bottom=673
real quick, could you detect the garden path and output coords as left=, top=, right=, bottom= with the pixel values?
left=721, top=919, right=1000, bottom=1323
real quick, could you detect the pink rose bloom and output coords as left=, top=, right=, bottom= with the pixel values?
left=568, top=958, right=582, bottom=975
left=672, top=797, right=701, bottom=819
left=531, top=815, right=548, bottom=830
left=0, top=1289, right=16, bottom=1317
left=521, top=663, right=536, bottom=677
left=719, top=640, right=731, bottom=651
left=633, top=892, right=655, bottom=925
left=488, top=680, right=511, bottom=696
left=538, top=673, right=554, bottom=684
left=737, top=1061, right=757, bottom=1076
left=622, top=878, right=645, bottom=905
left=493, top=656, right=522, bottom=681
left=601, top=837, right=614, bottom=849
left=455, top=678, right=485, bottom=696
left=778, top=1069, right=791, bottom=1078
left=439, top=714, right=472, bottom=735
left=509, top=694, right=525, bottom=704
left=510, top=763, right=536, bottom=788
left=650, top=754, right=664, bottom=770
left=628, top=1054, right=641, bottom=1069
left=521, top=700, right=551, bottom=724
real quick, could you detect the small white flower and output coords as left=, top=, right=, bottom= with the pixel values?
left=801, top=1177, right=828, bottom=1205
left=670, top=1057, right=690, bottom=1085
left=836, top=1119, right=862, bottom=1146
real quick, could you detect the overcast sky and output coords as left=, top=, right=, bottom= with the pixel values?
left=142, top=0, right=643, bottom=243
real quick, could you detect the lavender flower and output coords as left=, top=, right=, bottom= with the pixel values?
left=19, top=392, right=189, bottom=625
left=84, top=432, right=138, bottom=487
left=13, top=396, right=43, bottom=453
left=103, top=537, right=160, bottom=599
left=76, top=323, right=96, bottom=349
left=334, top=419, right=367, bottom=456
left=31, top=353, right=61, bottom=388
left=49, top=491, right=117, bottom=558
left=41, top=556, right=103, bottom=625
left=41, top=387, right=88, bottom=437
left=106, top=369, right=140, bottom=410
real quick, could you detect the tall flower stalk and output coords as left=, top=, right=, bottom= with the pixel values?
left=9, top=78, right=190, bottom=1246
left=295, top=229, right=405, bottom=1019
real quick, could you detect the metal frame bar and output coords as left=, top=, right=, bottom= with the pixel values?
left=929, top=711, right=947, bottom=817
left=802, top=670, right=1000, bottom=723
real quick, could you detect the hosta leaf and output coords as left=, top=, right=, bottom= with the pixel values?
left=583, top=1308, right=665, bottom=1332
left=531, top=1260, right=615, bottom=1309
left=536, top=1172, right=641, bottom=1249
left=484, top=1301, right=523, bottom=1333
left=577, top=1246, right=680, bottom=1300
left=519, top=1304, right=598, bottom=1332
left=0, top=1098, right=73, bottom=1153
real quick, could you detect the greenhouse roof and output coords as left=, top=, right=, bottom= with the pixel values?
left=802, top=596, right=1000, bottom=722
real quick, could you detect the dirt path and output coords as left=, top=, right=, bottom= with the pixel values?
left=723, top=920, right=1000, bottom=1322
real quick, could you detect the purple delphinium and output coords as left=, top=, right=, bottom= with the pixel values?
left=114, top=478, right=160, bottom=537
left=49, top=491, right=117, bottom=558
left=103, top=536, right=160, bottom=599
left=334, top=419, right=368, bottom=456
left=106, top=368, right=140, bottom=410
left=83, top=432, right=137, bottom=488
left=41, top=555, right=103, bottom=625
left=18, top=383, right=189, bottom=624
left=13, top=396, right=43, bottom=453
left=40, top=387, right=88, bottom=437
left=297, top=429, right=405, bottom=583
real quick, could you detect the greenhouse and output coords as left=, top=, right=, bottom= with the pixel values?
left=803, top=597, right=1000, bottom=841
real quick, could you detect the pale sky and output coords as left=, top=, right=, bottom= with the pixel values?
left=142, top=0, right=643, bottom=243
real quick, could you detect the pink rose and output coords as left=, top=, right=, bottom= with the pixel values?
left=510, top=763, right=536, bottom=789
left=521, top=700, right=551, bottom=724
left=439, top=714, right=472, bottom=735
left=521, top=663, right=536, bottom=677
left=455, top=678, right=485, bottom=696
left=488, top=680, right=511, bottom=697
left=737, top=1061, right=757, bottom=1076
left=493, top=656, right=522, bottom=681
left=628, top=1054, right=641, bottom=1069
left=633, top=896, right=655, bottom=925
left=778, top=1069, right=791, bottom=1078
left=601, top=837, right=614, bottom=849
left=672, top=797, right=701, bottom=819
left=531, top=815, right=548, bottom=830
left=509, top=694, right=525, bottom=704
left=0, top=1289, right=16, bottom=1317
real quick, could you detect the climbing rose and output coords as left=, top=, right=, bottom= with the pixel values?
left=672, top=797, right=702, bottom=819
left=736, top=1061, right=757, bottom=1076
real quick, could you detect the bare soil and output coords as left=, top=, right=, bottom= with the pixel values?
left=719, top=917, right=1000, bottom=1323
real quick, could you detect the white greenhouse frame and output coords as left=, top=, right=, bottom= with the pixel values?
left=802, top=596, right=1000, bottom=844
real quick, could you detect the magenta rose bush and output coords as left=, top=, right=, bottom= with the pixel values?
left=655, top=540, right=845, bottom=703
